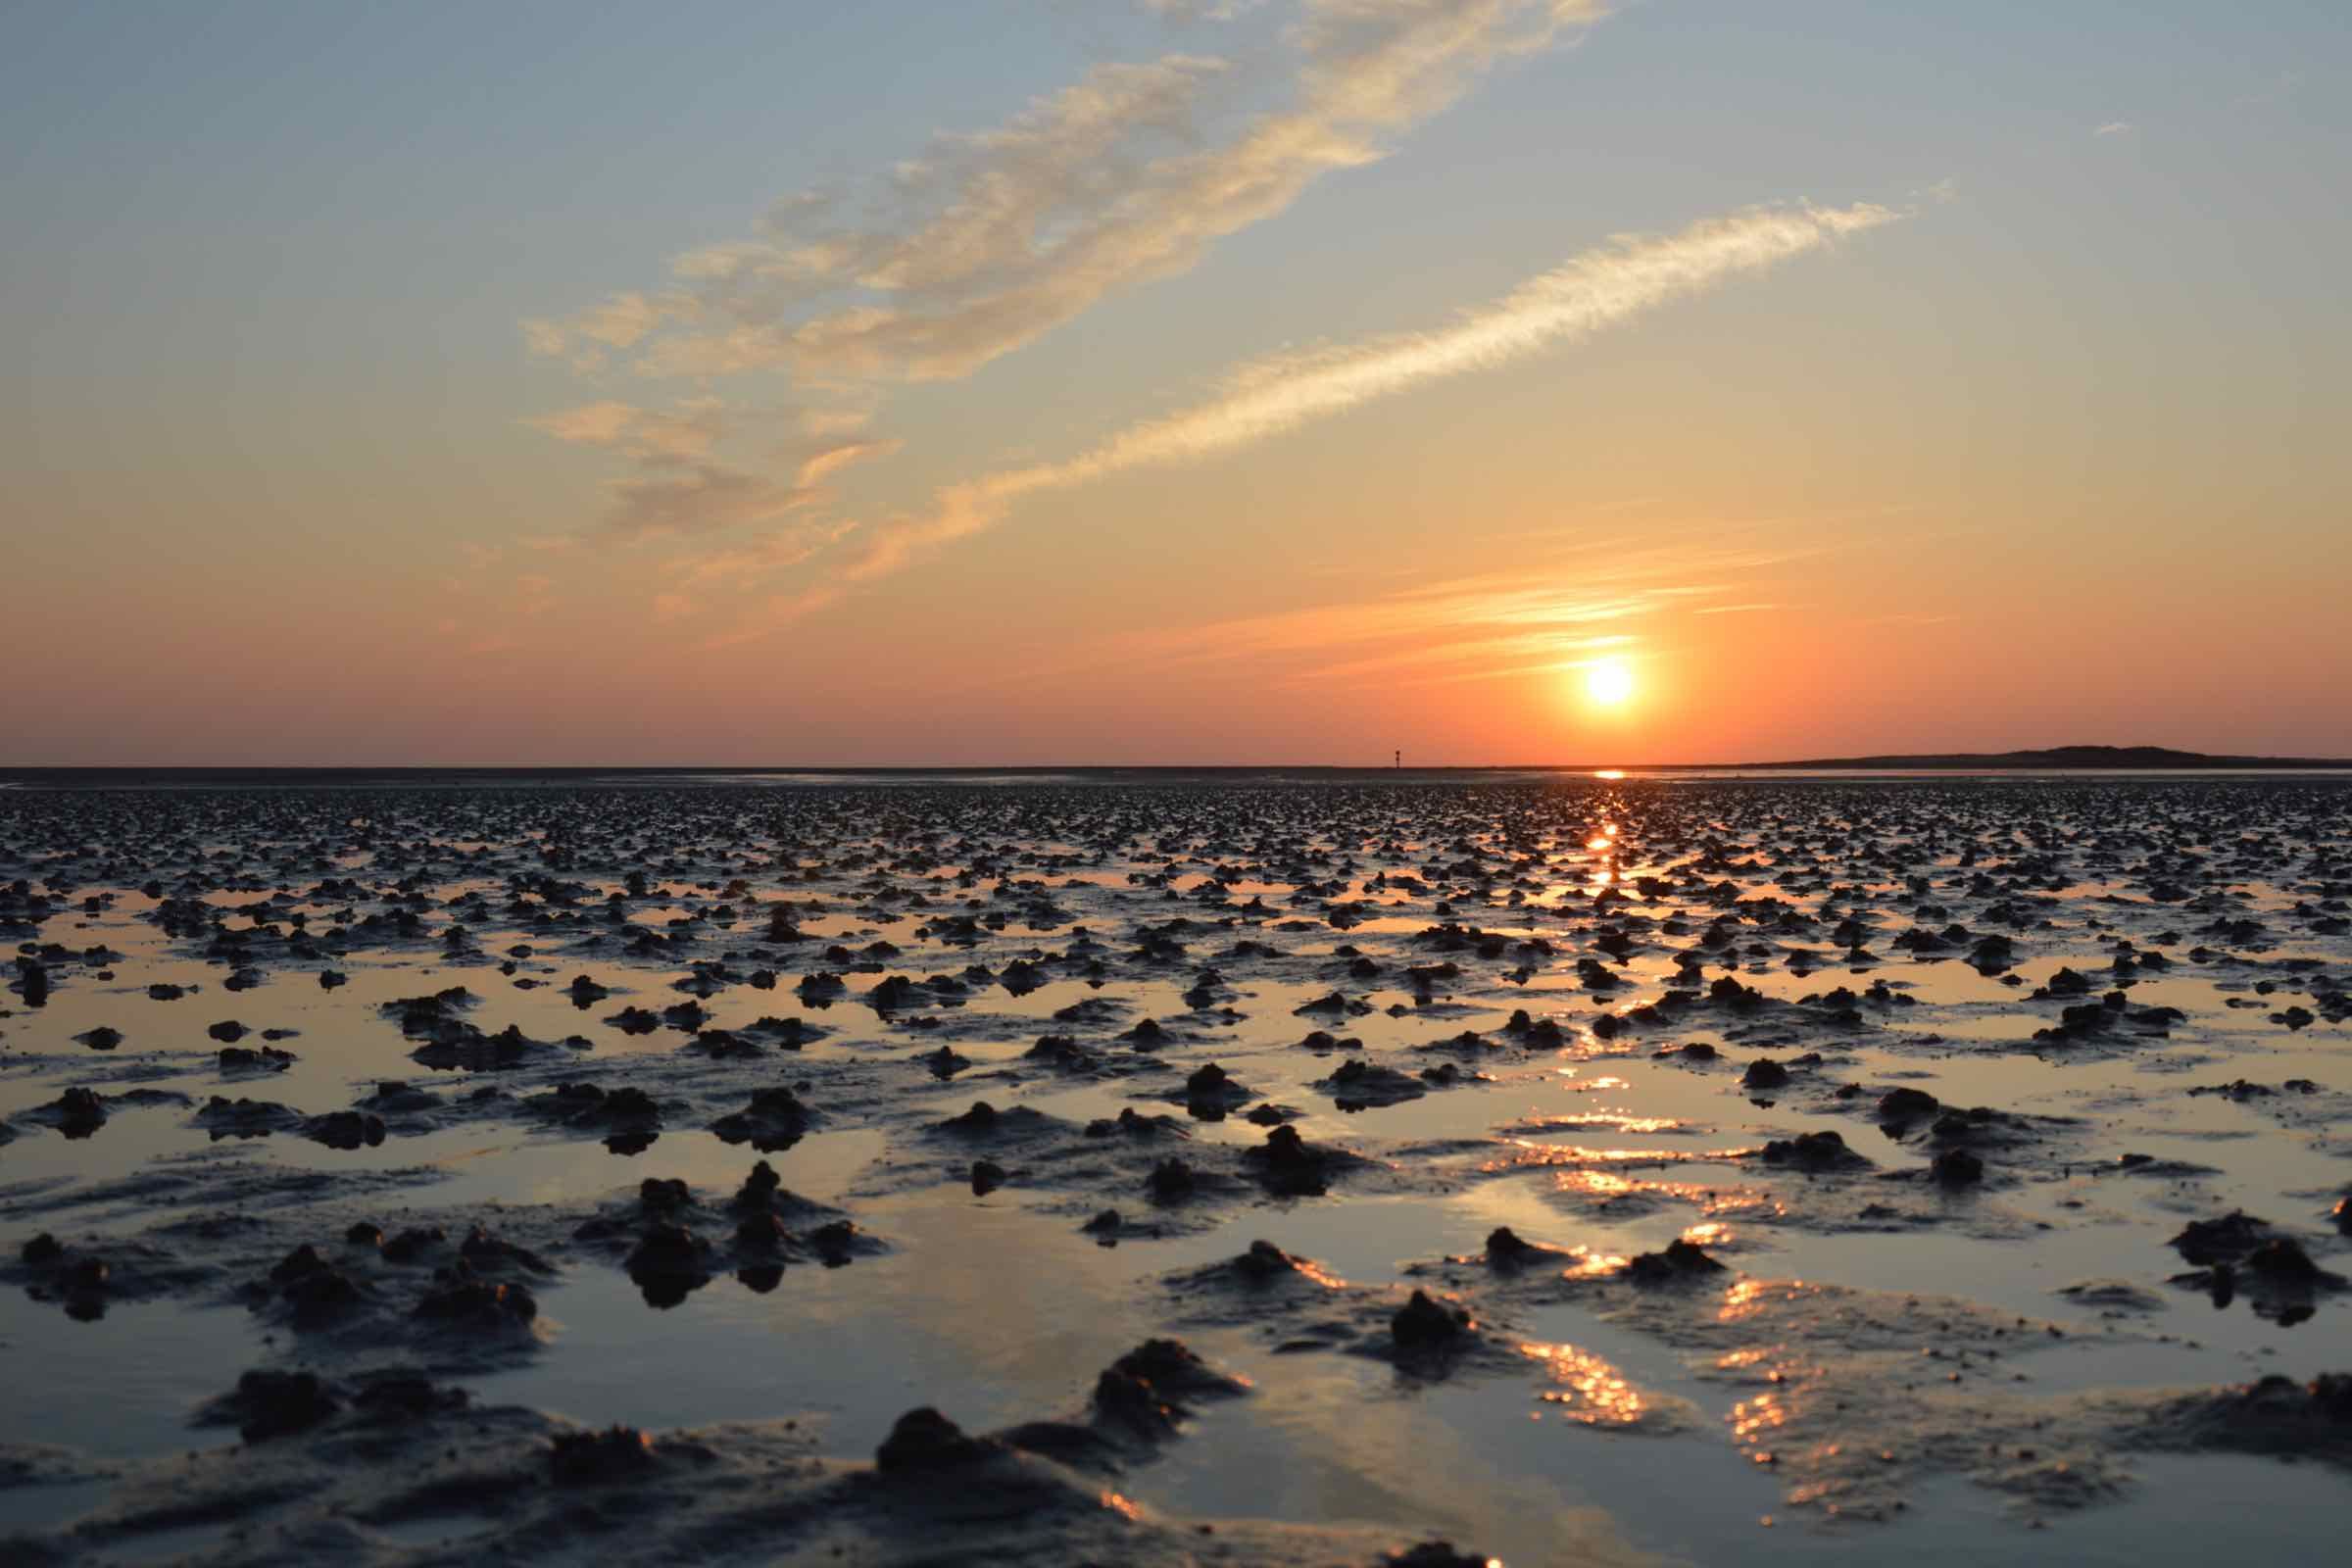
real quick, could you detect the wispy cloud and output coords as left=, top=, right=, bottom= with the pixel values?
left=518, top=2, right=1650, bottom=620
left=659, top=518, right=859, bottom=598
left=527, top=399, right=723, bottom=464
left=523, top=399, right=872, bottom=542
left=603, top=463, right=823, bottom=543
left=795, top=439, right=901, bottom=488
left=2093, top=121, right=2134, bottom=137
left=519, top=293, right=665, bottom=371
left=830, top=200, right=1902, bottom=588
left=527, top=0, right=1607, bottom=390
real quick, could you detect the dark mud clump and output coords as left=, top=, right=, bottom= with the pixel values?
left=1244, top=1124, right=1349, bottom=1197
left=1392, top=1288, right=1473, bottom=1348
left=875, top=1406, right=998, bottom=1472
left=197, top=1369, right=341, bottom=1442
left=1760, top=1129, right=1871, bottom=1172
left=1624, top=1240, right=1728, bottom=1283
left=710, top=1087, right=812, bottom=1152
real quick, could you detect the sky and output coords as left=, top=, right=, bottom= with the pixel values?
left=4, top=0, right=2348, bottom=766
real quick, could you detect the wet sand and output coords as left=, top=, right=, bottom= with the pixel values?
left=3, top=776, right=2348, bottom=1565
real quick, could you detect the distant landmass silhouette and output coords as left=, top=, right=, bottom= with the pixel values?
left=1738, top=745, right=2352, bottom=770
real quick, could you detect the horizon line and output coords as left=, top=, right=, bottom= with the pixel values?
left=6, top=751, right=2352, bottom=776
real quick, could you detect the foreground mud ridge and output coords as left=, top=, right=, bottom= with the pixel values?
left=3, top=777, right=2349, bottom=1565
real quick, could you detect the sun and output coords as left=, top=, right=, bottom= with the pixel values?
left=1584, top=658, right=1636, bottom=707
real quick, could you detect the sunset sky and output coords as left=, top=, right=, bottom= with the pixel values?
left=6, top=1, right=2347, bottom=765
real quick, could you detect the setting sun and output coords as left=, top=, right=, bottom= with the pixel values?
left=1585, top=658, right=1636, bottom=707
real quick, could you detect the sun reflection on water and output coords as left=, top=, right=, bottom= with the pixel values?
left=1729, top=1387, right=1790, bottom=1455
left=1519, top=1341, right=1653, bottom=1427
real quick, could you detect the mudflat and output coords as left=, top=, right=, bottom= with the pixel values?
left=3, top=776, right=2349, bottom=1566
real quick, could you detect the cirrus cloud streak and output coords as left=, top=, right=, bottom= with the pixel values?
left=834, top=200, right=1903, bottom=587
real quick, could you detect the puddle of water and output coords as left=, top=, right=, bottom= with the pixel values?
left=0, top=1297, right=254, bottom=1463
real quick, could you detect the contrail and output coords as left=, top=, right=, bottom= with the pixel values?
left=838, top=200, right=1902, bottom=583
